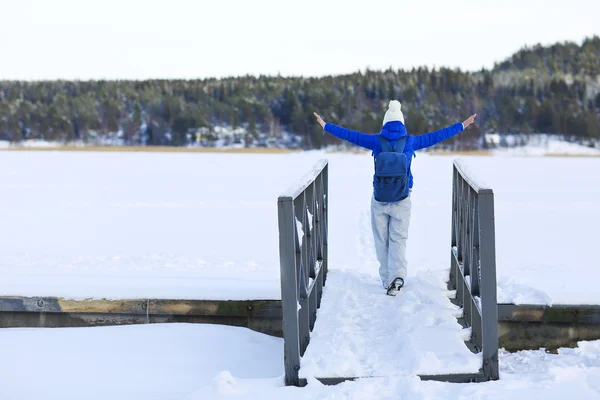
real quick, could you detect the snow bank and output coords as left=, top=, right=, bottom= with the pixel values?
left=0, top=323, right=284, bottom=400
left=189, top=340, right=600, bottom=399
left=1, top=322, right=599, bottom=399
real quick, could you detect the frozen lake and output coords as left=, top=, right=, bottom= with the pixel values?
left=0, top=150, right=598, bottom=304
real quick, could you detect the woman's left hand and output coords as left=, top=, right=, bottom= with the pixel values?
left=313, top=112, right=326, bottom=128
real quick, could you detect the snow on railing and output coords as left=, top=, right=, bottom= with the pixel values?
left=450, top=159, right=499, bottom=381
left=278, top=159, right=328, bottom=386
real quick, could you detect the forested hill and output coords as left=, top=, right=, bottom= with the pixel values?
left=493, top=36, right=600, bottom=76
left=0, top=36, right=599, bottom=150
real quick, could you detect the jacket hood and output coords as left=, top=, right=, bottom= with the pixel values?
left=380, top=121, right=407, bottom=140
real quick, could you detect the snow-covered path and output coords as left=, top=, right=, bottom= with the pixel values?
left=299, top=269, right=481, bottom=378
left=296, top=157, right=481, bottom=379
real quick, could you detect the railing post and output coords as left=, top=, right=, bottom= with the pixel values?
left=449, top=167, right=457, bottom=291
left=278, top=196, right=301, bottom=386
left=278, top=159, right=329, bottom=386
left=450, top=159, right=499, bottom=382
left=323, top=163, right=329, bottom=284
left=479, top=190, right=499, bottom=380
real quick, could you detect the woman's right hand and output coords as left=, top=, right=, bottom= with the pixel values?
left=462, top=114, right=477, bottom=129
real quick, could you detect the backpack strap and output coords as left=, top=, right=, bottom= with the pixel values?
left=378, top=135, right=407, bottom=153
left=396, top=136, right=407, bottom=152
left=378, top=135, right=393, bottom=152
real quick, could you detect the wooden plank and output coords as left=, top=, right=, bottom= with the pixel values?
left=418, top=372, right=486, bottom=383
left=59, top=299, right=146, bottom=314
left=0, top=296, right=282, bottom=318
left=498, top=304, right=600, bottom=324
left=0, top=297, right=62, bottom=312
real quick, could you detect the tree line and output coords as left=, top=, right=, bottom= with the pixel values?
left=0, top=36, right=598, bottom=150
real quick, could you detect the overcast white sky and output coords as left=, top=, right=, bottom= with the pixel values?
left=1, top=0, right=598, bottom=80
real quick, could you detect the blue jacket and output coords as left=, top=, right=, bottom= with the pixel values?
left=323, top=120, right=464, bottom=189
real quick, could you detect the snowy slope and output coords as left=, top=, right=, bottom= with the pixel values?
left=0, top=151, right=599, bottom=304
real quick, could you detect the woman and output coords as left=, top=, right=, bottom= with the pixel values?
left=313, top=100, right=476, bottom=295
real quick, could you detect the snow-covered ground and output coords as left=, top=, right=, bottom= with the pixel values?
left=0, top=151, right=598, bottom=304
left=1, top=149, right=599, bottom=399
left=492, top=141, right=600, bottom=156
left=6, top=139, right=61, bottom=148
left=0, top=324, right=283, bottom=400
left=491, top=135, right=600, bottom=156
left=1, top=323, right=599, bottom=400
left=3, top=134, right=600, bottom=155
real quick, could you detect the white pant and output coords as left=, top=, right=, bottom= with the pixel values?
left=371, top=194, right=412, bottom=288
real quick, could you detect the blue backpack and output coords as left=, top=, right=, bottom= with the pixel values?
left=373, top=135, right=410, bottom=202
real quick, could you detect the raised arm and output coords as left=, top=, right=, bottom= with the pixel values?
left=413, top=114, right=477, bottom=151
left=314, top=112, right=378, bottom=151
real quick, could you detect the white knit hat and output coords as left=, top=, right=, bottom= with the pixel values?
left=382, top=100, right=405, bottom=125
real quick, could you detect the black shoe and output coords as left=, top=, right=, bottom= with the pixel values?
left=386, top=278, right=404, bottom=296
